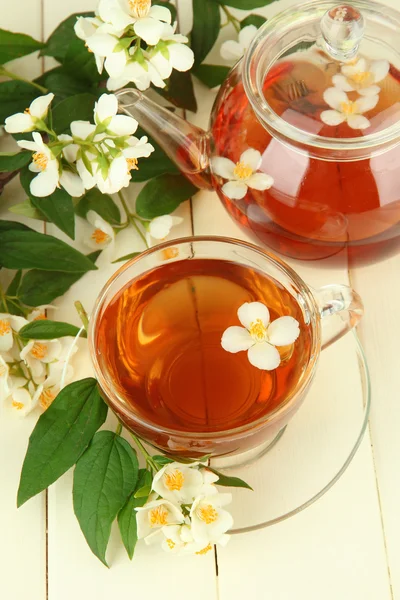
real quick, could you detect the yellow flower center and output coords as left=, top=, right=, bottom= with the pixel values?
left=149, top=505, right=169, bottom=527
left=249, top=318, right=267, bottom=342
left=0, top=319, right=11, bottom=336
left=33, top=152, right=48, bottom=172
left=196, top=543, right=213, bottom=556
left=33, top=314, right=47, bottom=321
left=40, top=388, right=56, bottom=410
left=12, top=401, right=24, bottom=411
left=85, top=42, right=93, bottom=53
left=128, top=0, right=151, bottom=18
left=166, top=539, right=175, bottom=550
left=340, top=101, right=358, bottom=116
left=0, top=364, right=7, bottom=378
left=198, top=504, right=218, bottom=525
left=233, top=161, right=253, bottom=181
left=31, top=342, right=47, bottom=360
left=24, top=108, right=31, bottom=115
left=91, top=229, right=110, bottom=245
left=350, top=71, right=373, bottom=87
left=126, top=157, right=139, bottom=173
left=164, top=469, right=185, bottom=491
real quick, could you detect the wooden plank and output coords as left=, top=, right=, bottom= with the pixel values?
left=0, top=2, right=46, bottom=599
left=351, top=255, right=400, bottom=598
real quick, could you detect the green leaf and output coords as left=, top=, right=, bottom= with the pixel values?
left=9, top=198, right=48, bottom=221
left=111, top=252, right=141, bottom=264
left=64, top=39, right=104, bottom=84
left=0, top=80, right=38, bottom=124
left=17, top=378, right=108, bottom=507
left=0, top=220, right=32, bottom=232
left=136, top=173, right=197, bottom=219
left=18, top=252, right=99, bottom=306
left=6, top=270, right=22, bottom=296
left=155, top=70, right=197, bottom=112
left=0, top=151, right=31, bottom=173
left=191, top=0, right=221, bottom=67
left=51, top=93, right=97, bottom=134
left=0, top=230, right=97, bottom=272
left=152, top=455, right=174, bottom=466
left=240, top=14, right=267, bottom=29
left=152, top=453, right=211, bottom=465
left=118, top=469, right=151, bottom=560
left=34, top=67, right=92, bottom=103
left=21, top=166, right=76, bottom=239
left=194, top=64, right=230, bottom=88
left=207, top=467, right=253, bottom=490
left=19, top=320, right=82, bottom=340
left=218, top=0, right=276, bottom=8
left=0, top=29, right=44, bottom=65
left=41, top=12, right=94, bottom=62
left=73, top=431, right=139, bottom=566
left=75, top=189, right=121, bottom=225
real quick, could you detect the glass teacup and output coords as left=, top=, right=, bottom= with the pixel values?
left=89, top=237, right=363, bottom=463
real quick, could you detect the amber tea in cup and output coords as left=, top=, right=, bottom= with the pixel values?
left=90, top=237, right=362, bottom=460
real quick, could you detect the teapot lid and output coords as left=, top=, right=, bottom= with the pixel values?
left=243, top=1, right=400, bottom=160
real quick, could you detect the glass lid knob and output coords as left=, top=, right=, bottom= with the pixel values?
left=320, top=5, right=365, bottom=62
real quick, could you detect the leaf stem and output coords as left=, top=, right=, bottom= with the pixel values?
left=117, top=191, right=148, bottom=248
left=129, top=432, right=159, bottom=472
left=0, top=284, right=9, bottom=313
left=115, top=422, right=122, bottom=436
left=74, top=301, right=89, bottom=332
left=0, top=67, right=48, bottom=94
left=221, top=5, right=240, bottom=33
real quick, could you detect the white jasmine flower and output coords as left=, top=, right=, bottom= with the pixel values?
left=136, top=498, right=184, bottom=540
left=17, top=133, right=60, bottom=197
left=59, top=169, right=85, bottom=198
left=4, top=93, right=54, bottom=133
left=321, top=88, right=379, bottom=130
left=27, top=305, right=55, bottom=322
left=0, top=356, right=10, bottom=401
left=96, top=154, right=131, bottom=194
left=333, top=58, right=389, bottom=97
left=98, top=0, right=171, bottom=45
left=20, top=339, right=64, bottom=383
left=0, top=313, right=28, bottom=352
left=152, top=462, right=218, bottom=504
left=58, top=134, right=80, bottom=163
left=6, top=377, right=37, bottom=416
left=106, top=56, right=166, bottom=91
left=149, top=23, right=194, bottom=80
left=221, top=302, right=300, bottom=371
left=211, top=148, right=273, bottom=200
left=33, top=355, right=74, bottom=411
left=159, top=523, right=226, bottom=556
left=147, top=214, right=183, bottom=243
left=74, top=16, right=107, bottom=73
left=190, top=493, right=233, bottom=546
left=94, top=93, right=138, bottom=136
left=220, top=25, right=258, bottom=62
left=81, top=210, right=115, bottom=250
left=122, top=135, right=155, bottom=168
left=83, top=24, right=124, bottom=77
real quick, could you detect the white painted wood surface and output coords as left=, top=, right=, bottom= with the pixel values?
left=0, top=0, right=399, bottom=598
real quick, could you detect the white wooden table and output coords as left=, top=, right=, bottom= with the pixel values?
left=1, top=0, right=399, bottom=598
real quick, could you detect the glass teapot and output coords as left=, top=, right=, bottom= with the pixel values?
left=117, top=0, right=400, bottom=265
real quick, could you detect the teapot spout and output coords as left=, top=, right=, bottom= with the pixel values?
left=116, top=89, right=213, bottom=191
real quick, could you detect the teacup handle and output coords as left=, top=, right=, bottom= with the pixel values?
left=313, top=284, right=364, bottom=350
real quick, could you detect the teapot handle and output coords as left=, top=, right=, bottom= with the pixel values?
left=313, top=285, right=364, bottom=350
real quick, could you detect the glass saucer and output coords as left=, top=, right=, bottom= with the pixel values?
left=212, top=331, right=371, bottom=534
